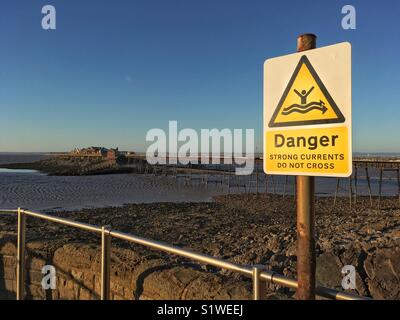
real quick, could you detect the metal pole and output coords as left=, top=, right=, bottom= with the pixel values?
left=378, top=168, right=383, bottom=210
left=296, top=175, right=316, bottom=300
left=101, top=226, right=111, bottom=300
left=256, top=167, right=259, bottom=194
left=283, top=175, right=288, bottom=198
left=333, top=178, right=340, bottom=208
left=272, top=175, right=276, bottom=194
left=349, top=176, right=353, bottom=210
left=16, top=208, right=26, bottom=300
left=354, top=167, right=358, bottom=204
left=296, top=33, right=316, bottom=300
left=228, top=170, right=230, bottom=193
left=397, top=167, right=400, bottom=207
left=365, top=167, right=373, bottom=207
left=252, top=265, right=266, bottom=300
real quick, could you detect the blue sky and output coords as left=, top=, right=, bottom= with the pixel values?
left=0, top=0, right=399, bottom=153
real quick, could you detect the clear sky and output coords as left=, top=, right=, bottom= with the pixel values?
left=1, top=0, right=399, bottom=153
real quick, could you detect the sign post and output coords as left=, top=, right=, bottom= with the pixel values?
left=263, top=34, right=352, bottom=299
left=296, top=33, right=316, bottom=301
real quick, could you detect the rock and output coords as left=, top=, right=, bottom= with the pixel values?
left=389, top=230, right=400, bottom=239
left=285, top=242, right=297, bottom=257
left=316, top=252, right=342, bottom=290
left=364, top=247, right=400, bottom=299
left=339, top=246, right=369, bottom=296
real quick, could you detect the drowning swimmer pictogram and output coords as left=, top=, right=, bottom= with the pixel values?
left=282, top=87, right=328, bottom=115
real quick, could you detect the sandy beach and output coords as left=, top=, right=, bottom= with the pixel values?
left=0, top=168, right=398, bottom=211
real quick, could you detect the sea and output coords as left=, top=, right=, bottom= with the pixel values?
left=0, top=152, right=398, bottom=211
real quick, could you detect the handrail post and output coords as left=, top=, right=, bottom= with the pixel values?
left=16, top=208, right=26, bottom=300
left=101, top=226, right=111, bottom=300
left=252, top=265, right=266, bottom=300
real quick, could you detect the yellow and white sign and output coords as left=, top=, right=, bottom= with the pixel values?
left=264, top=42, right=352, bottom=177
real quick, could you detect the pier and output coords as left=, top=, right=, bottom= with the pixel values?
left=47, top=152, right=400, bottom=209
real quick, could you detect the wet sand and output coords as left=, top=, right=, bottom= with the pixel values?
left=0, top=172, right=230, bottom=211
left=1, top=168, right=399, bottom=211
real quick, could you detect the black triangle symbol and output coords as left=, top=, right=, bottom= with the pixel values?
left=269, top=55, right=345, bottom=128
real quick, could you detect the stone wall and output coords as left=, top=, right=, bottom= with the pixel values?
left=1, top=235, right=399, bottom=300
left=0, top=237, right=253, bottom=300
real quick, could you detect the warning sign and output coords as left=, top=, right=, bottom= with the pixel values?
left=264, top=42, right=352, bottom=177
left=269, top=55, right=345, bottom=127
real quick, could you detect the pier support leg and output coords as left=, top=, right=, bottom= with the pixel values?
left=348, top=176, right=353, bottom=210
left=272, top=176, right=276, bottom=194
left=333, top=178, right=340, bottom=209
left=378, top=168, right=383, bottom=210
left=397, top=167, right=400, bottom=207
left=283, top=175, right=288, bottom=199
left=354, top=167, right=358, bottom=204
left=256, top=169, right=259, bottom=194
left=365, top=167, right=373, bottom=207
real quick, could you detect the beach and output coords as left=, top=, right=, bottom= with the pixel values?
left=1, top=169, right=398, bottom=211
left=0, top=171, right=229, bottom=211
left=1, top=155, right=399, bottom=211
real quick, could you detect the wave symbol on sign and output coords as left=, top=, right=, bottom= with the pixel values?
left=281, top=87, right=327, bottom=116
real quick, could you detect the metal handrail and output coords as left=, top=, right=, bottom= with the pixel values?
left=23, top=209, right=102, bottom=234
left=0, top=208, right=370, bottom=301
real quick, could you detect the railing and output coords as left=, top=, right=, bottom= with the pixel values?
left=0, top=208, right=370, bottom=301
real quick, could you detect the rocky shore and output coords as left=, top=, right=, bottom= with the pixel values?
left=1, top=157, right=132, bottom=176
left=0, top=193, right=399, bottom=300
left=1, top=157, right=208, bottom=176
